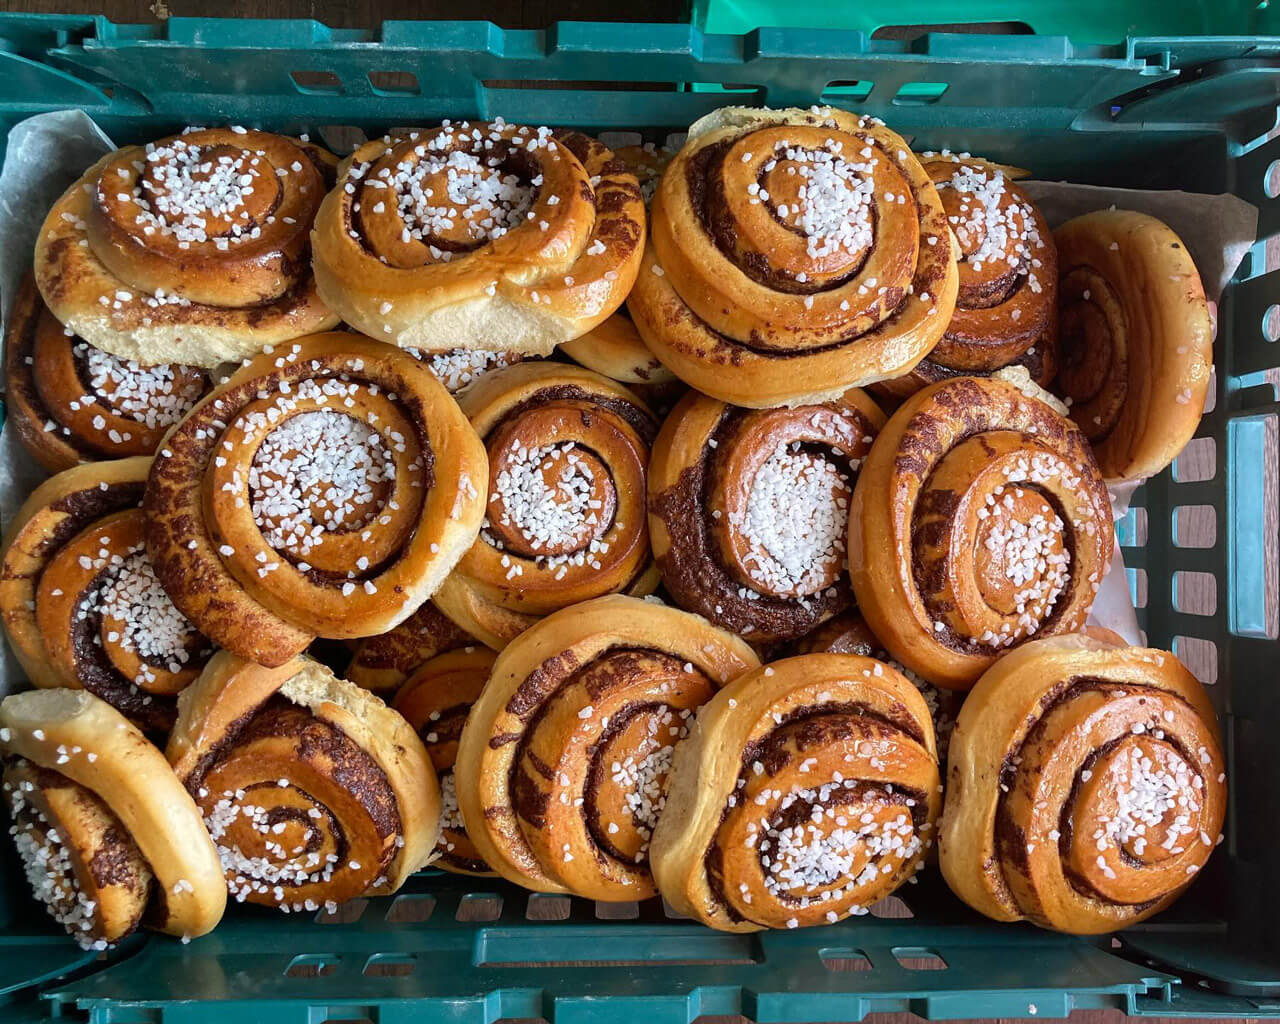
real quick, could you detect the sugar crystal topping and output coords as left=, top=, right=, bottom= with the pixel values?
left=750, top=782, right=923, bottom=912
left=99, top=547, right=203, bottom=678
left=939, top=162, right=1045, bottom=273
left=408, top=348, right=521, bottom=393
left=6, top=783, right=110, bottom=949
left=1095, top=744, right=1201, bottom=860
left=78, top=343, right=203, bottom=429
left=738, top=444, right=850, bottom=596
left=438, top=773, right=464, bottom=832
left=489, top=442, right=599, bottom=560
left=385, top=135, right=539, bottom=246
left=249, top=407, right=396, bottom=558
left=607, top=714, right=686, bottom=861
left=976, top=483, right=1069, bottom=647
left=201, top=785, right=373, bottom=910
left=129, top=138, right=273, bottom=245
left=768, top=143, right=875, bottom=260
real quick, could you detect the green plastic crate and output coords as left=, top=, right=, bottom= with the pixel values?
left=690, top=0, right=1280, bottom=47
left=0, top=13, right=1279, bottom=1024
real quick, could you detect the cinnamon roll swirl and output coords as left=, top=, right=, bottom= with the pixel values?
left=649, top=388, right=884, bottom=644
left=627, top=105, right=958, bottom=407
left=34, top=129, right=338, bottom=367
left=0, top=459, right=213, bottom=732
left=1053, top=210, right=1212, bottom=482
left=167, top=653, right=438, bottom=910
left=793, top=611, right=959, bottom=765
left=433, top=362, right=659, bottom=648
left=876, top=154, right=1057, bottom=397
left=455, top=594, right=758, bottom=899
left=144, top=333, right=488, bottom=666
left=651, top=653, right=941, bottom=931
left=1, top=689, right=225, bottom=946
left=312, top=122, right=644, bottom=355
left=940, top=634, right=1226, bottom=933
left=849, top=375, right=1113, bottom=689
left=6, top=277, right=210, bottom=474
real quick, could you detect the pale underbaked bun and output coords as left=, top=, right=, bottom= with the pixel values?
left=144, top=333, right=488, bottom=667
left=454, top=594, right=758, bottom=899
left=940, top=634, right=1226, bottom=934
left=628, top=105, right=958, bottom=407
left=167, top=651, right=439, bottom=910
left=875, top=153, right=1058, bottom=397
left=432, top=362, right=660, bottom=648
left=0, top=458, right=213, bottom=732
left=4, top=276, right=209, bottom=474
left=0, top=688, right=226, bottom=946
left=393, top=646, right=498, bottom=876
left=1053, top=209, right=1213, bottom=482
left=651, top=653, right=941, bottom=931
left=311, top=122, right=645, bottom=355
left=34, top=128, right=339, bottom=367
left=647, top=387, right=884, bottom=644
left=848, top=375, right=1114, bottom=690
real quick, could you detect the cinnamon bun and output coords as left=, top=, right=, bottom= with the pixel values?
left=34, top=129, right=338, bottom=367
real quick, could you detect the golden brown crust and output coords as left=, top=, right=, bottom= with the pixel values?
left=1053, top=210, right=1212, bottom=482
left=848, top=376, right=1113, bottom=690
left=167, top=651, right=439, bottom=907
left=34, top=131, right=339, bottom=367
left=627, top=106, right=958, bottom=408
left=394, top=647, right=497, bottom=876
left=5, top=276, right=211, bottom=474
left=559, top=312, right=677, bottom=386
left=454, top=594, right=758, bottom=898
left=650, top=653, right=940, bottom=932
left=345, top=601, right=472, bottom=693
left=0, top=688, right=226, bottom=941
left=939, top=635, right=1226, bottom=934
left=791, top=610, right=961, bottom=766
left=311, top=124, right=645, bottom=356
left=647, top=388, right=885, bottom=643
left=433, top=362, right=659, bottom=648
left=0, top=458, right=212, bottom=731
left=876, top=155, right=1057, bottom=398
left=143, top=333, right=488, bottom=666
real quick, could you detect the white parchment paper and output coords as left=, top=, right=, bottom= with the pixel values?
left=0, top=113, right=1261, bottom=687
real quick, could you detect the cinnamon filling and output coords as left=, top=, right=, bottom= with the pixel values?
left=188, top=697, right=402, bottom=911
left=994, top=678, right=1220, bottom=910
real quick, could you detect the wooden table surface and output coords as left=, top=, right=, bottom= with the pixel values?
left=0, top=1, right=1271, bottom=1021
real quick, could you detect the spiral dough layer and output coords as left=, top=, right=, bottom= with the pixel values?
left=848, top=375, right=1113, bottom=690
left=144, top=333, right=488, bottom=667
left=651, top=653, right=941, bottom=931
left=167, top=652, right=439, bottom=911
left=454, top=594, right=758, bottom=900
left=433, top=362, right=659, bottom=648
left=876, top=154, right=1057, bottom=397
left=0, top=689, right=226, bottom=946
left=34, top=129, right=338, bottom=367
left=628, top=105, right=958, bottom=408
left=1052, top=210, right=1212, bottom=482
left=648, top=388, right=884, bottom=644
left=0, top=458, right=213, bottom=732
left=311, top=121, right=645, bottom=356
left=940, top=635, right=1226, bottom=934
